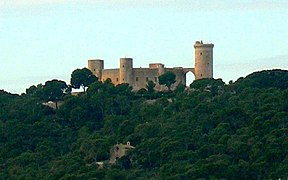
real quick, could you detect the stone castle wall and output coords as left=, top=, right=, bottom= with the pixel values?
left=102, top=69, right=119, bottom=85
left=88, top=41, right=214, bottom=91
left=132, top=68, right=159, bottom=90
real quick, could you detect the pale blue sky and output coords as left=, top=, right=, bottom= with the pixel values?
left=1, top=0, right=288, bottom=94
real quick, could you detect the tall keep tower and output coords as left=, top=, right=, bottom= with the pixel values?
left=88, top=59, right=104, bottom=80
left=119, top=58, right=133, bottom=84
left=194, top=41, right=214, bottom=80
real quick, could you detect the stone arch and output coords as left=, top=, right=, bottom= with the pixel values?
left=183, top=68, right=195, bottom=87
left=185, top=71, right=195, bottom=87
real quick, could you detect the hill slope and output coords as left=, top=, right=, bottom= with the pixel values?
left=0, top=70, right=287, bottom=179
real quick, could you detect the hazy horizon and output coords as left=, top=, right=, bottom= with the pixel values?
left=1, top=0, right=288, bottom=94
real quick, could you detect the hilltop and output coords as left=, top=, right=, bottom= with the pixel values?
left=0, top=69, right=287, bottom=179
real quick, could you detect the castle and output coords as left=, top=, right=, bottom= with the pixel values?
left=88, top=41, right=214, bottom=91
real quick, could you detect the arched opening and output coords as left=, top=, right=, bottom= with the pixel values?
left=186, top=71, right=195, bottom=87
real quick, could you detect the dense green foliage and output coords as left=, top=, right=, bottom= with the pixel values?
left=42, top=79, right=71, bottom=109
left=158, top=71, right=176, bottom=91
left=71, top=68, right=98, bottom=93
left=0, top=69, right=287, bottom=179
left=146, top=80, right=156, bottom=94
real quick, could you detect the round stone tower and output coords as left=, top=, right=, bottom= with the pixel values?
left=194, top=41, right=214, bottom=80
left=119, top=58, right=133, bottom=84
left=88, top=59, right=104, bottom=80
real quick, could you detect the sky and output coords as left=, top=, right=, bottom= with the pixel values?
left=1, top=0, right=288, bottom=94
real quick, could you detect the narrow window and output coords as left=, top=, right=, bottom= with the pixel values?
left=116, top=78, right=118, bottom=81
left=200, top=52, right=202, bottom=55
left=122, top=65, right=125, bottom=67
left=146, top=77, right=149, bottom=82
left=155, top=77, right=157, bottom=82
left=136, top=77, right=139, bottom=81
